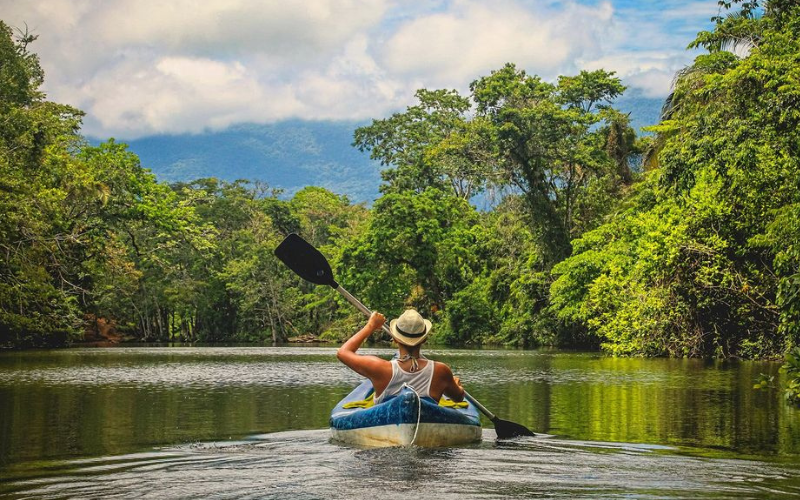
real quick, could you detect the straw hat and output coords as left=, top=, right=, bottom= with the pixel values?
left=389, top=309, right=432, bottom=346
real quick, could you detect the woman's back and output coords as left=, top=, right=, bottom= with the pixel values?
left=375, top=358, right=435, bottom=403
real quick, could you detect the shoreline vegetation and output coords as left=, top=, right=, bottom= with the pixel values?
left=1, top=0, right=799, bottom=390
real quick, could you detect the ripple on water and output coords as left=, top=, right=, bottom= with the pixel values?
left=0, top=347, right=679, bottom=389
left=2, top=431, right=800, bottom=500
left=0, top=361, right=364, bottom=389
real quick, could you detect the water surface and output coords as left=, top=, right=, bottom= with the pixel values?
left=1, top=347, right=799, bottom=499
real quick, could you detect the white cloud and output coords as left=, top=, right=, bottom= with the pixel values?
left=1, top=0, right=714, bottom=138
left=623, top=69, right=678, bottom=98
left=79, top=56, right=309, bottom=136
left=3, top=0, right=393, bottom=137
left=88, top=0, right=386, bottom=60
left=581, top=51, right=693, bottom=97
left=380, top=0, right=615, bottom=86
left=575, top=0, right=716, bottom=98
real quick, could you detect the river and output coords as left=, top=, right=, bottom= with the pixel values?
left=0, top=346, right=799, bottom=499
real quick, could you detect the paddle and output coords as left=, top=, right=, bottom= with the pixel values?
left=274, top=233, right=535, bottom=439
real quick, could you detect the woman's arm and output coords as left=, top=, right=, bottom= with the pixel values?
left=336, top=312, right=390, bottom=380
left=437, top=363, right=465, bottom=402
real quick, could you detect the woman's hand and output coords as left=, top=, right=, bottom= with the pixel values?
left=438, top=367, right=466, bottom=402
left=453, top=376, right=464, bottom=393
left=367, top=311, right=385, bottom=331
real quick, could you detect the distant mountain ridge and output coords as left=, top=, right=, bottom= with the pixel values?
left=118, top=95, right=664, bottom=204
left=615, top=91, right=664, bottom=134
left=121, top=120, right=383, bottom=203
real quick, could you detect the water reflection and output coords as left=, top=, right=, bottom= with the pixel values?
left=1, top=346, right=799, bottom=470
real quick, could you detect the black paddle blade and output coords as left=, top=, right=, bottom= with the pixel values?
left=493, top=418, right=535, bottom=439
left=274, top=233, right=338, bottom=288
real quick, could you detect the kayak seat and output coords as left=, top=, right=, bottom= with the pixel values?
left=342, top=391, right=468, bottom=409
left=342, top=392, right=375, bottom=409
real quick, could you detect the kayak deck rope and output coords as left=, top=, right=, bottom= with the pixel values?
left=403, top=383, right=422, bottom=446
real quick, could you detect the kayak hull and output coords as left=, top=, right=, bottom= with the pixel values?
left=330, top=421, right=482, bottom=448
left=329, top=380, right=482, bottom=448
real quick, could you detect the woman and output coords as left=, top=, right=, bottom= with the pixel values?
left=336, top=308, right=465, bottom=403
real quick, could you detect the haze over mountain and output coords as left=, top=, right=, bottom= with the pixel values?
left=122, top=120, right=380, bottom=203
left=120, top=93, right=663, bottom=204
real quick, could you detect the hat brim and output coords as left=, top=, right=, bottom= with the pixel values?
left=389, top=318, right=432, bottom=347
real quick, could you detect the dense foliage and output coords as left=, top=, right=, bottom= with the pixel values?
left=551, top=0, right=800, bottom=357
left=2, top=0, right=799, bottom=368
left=348, top=64, right=639, bottom=346
left=0, top=23, right=367, bottom=347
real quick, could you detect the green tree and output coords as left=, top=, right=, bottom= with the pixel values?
left=471, top=64, right=635, bottom=264
left=354, top=88, right=485, bottom=199
left=444, top=196, right=557, bottom=347
left=0, top=22, right=90, bottom=346
left=338, top=188, right=482, bottom=329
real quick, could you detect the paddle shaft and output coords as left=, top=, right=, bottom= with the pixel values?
left=335, top=285, right=392, bottom=336
left=462, top=393, right=497, bottom=421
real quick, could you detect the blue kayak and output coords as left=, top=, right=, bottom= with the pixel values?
left=329, top=379, right=482, bottom=447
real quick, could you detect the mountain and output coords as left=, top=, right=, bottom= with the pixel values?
left=123, top=120, right=383, bottom=204
left=614, top=91, right=665, bottom=134
left=116, top=95, right=664, bottom=204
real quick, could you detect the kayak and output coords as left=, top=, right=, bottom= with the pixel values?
left=329, top=379, right=482, bottom=447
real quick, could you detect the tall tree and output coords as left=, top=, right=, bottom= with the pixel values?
left=470, top=64, right=634, bottom=264
left=0, top=22, right=86, bottom=346
left=353, top=88, right=486, bottom=199
left=338, top=187, right=482, bottom=321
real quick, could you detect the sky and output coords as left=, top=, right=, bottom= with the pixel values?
left=2, top=0, right=720, bottom=140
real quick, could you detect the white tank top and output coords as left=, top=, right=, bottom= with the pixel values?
left=374, top=358, right=435, bottom=403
